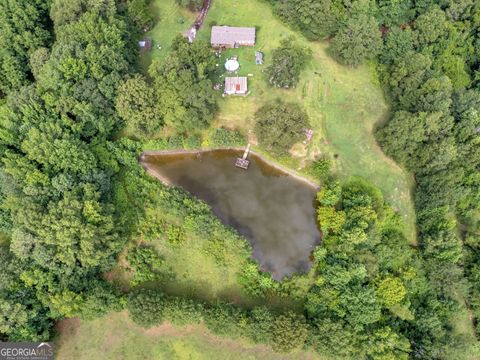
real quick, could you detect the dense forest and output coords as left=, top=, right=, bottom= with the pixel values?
left=0, top=0, right=479, bottom=359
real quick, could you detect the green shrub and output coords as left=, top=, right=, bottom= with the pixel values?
left=162, top=296, right=204, bottom=326
left=238, top=261, right=279, bottom=297
left=183, top=134, right=202, bottom=149
left=309, top=156, right=332, bottom=180
left=203, top=302, right=248, bottom=338
left=246, top=306, right=274, bottom=344
left=127, top=289, right=164, bottom=327
left=165, top=224, right=185, bottom=246
left=127, top=246, right=164, bottom=285
left=211, top=127, right=246, bottom=147
left=270, top=311, right=309, bottom=353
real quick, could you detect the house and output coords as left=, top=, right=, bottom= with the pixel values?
left=224, top=77, right=248, bottom=95
left=255, top=51, right=263, bottom=65
left=138, top=38, right=152, bottom=51
left=211, top=26, right=255, bottom=48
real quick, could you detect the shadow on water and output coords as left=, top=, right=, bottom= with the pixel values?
left=142, top=149, right=321, bottom=280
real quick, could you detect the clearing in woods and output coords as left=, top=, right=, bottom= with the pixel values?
left=141, top=0, right=416, bottom=242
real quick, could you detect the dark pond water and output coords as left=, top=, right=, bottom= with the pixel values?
left=142, top=149, right=321, bottom=279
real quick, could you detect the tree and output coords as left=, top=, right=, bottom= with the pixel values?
left=330, top=14, right=383, bottom=66
left=116, top=75, right=163, bottom=138
left=0, top=0, right=52, bottom=93
left=376, top=277, right=407, bottom=307
left=275, top=0, right=345, bottom=39
left=377, top=0, right=415, bottom=27
left=270, top=312, right=308, bottom=353
left=414, top=6, right=447, bottom=47
left=123, top=0, right=155, bottom=31
left=317, top=206, right=346, bottom=234
left=254, top=100, right=310, bottom=155
left=150, top=36, right=217, bottom=132
left=264, top=38, right=311, bottom=88
left=380, top=27, right=417, bottom=65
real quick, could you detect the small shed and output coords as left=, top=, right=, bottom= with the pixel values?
left=211, top=26, right=256, bottom=48
left=138, top=38, right=152, bottom=51
left=225, top=77, right=248, bottom=95
left=255, top=51, right=263, bottom=65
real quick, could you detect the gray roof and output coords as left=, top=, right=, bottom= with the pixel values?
left=255, top=51, right=263, bottom=60
left=225, top=77, right=248, bottom=94
left=211, top=26, right=255, bottom=46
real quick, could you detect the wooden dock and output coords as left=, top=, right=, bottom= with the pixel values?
left=235, top=144, right=251, bottom=169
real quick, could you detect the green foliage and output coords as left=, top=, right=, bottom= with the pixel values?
left=376, top=276, right=407, bottom=307
left=238, top=261, right=279, bottom=297
left=270, top=311, right=308, bottom=353
left=308, top=156, right=332, bottom=180
left=275, top=0, right=345, bottom=39
left=127, top=289, right=164, bottom=327
left=162, top=296, right=203, bottom=326
left=203, top=302, right=248, bottom=338
left=414, top=6, right=447, bottom=46
left=317, top=206, right=346, bottom=234
left=165, top=224, right=185, bottom=245
left=316, top=181, right=341, bottom=206
left=330, top=14, right=383, bottom=66
left=149, top=36, right=217, bottom=132
left=210, top=127, right=246, bottom=147
left=116, top=75, right=163, bottom=138
left=254, top=100, right=310, bottom=155
left=0, top=0, right=134, bottom=341
left=264, top=38, right=311, bottom=88
left=245, top=306, right=273, bottom=344
left=123, top=0, right=155, bottom=31
left=126, top=246, right=164, bottom=285
left=0, top=0, right=52, bottom=93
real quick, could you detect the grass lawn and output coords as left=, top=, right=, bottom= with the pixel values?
left=54, top=312, right=321, bottom=360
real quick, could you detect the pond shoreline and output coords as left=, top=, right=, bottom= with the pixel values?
left=139, top=148, right=320, bottom=190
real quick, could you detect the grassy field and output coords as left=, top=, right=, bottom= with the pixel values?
left=55, top=312, right=321, bottom=360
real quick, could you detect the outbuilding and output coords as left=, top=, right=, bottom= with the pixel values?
left=211, top=26, right=256, bottom=48
left=138, top=38, right=152, bottom=51
left=255, top=51, right=263, bottom=65
left=224, top=76, right=248, bottom=95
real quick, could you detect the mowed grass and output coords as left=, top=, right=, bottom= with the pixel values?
left=195, top=0, right=416, bottom=242
left=54, top=312, right=321, bottom=360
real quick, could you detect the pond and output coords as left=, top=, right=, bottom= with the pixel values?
left=141, top=149, right=321, bottom=280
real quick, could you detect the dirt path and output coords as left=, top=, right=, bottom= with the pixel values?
left=186, top=0, right=212, bottom=42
